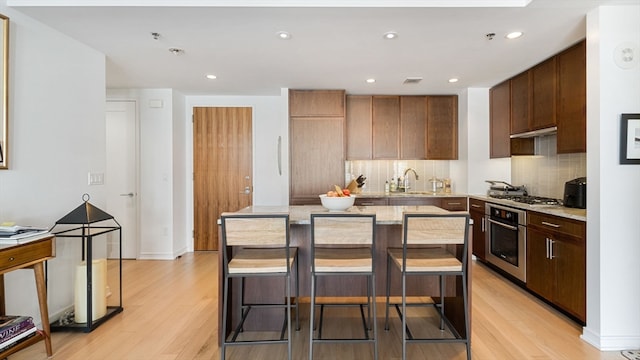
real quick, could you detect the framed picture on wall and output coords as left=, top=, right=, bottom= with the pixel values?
left=620, top=113, right=640, bottom=164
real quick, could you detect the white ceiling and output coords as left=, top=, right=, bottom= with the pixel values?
left=6, top=0, right=636, bottom=96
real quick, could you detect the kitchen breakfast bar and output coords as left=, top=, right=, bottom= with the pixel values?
left=218, top=204, right=472, bottom=345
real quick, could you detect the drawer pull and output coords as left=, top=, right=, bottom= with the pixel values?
left=8, top=256, right=15, bottom=261
left=447, top=202, right=461, bottom=205
left=541, top=221, right=561, bottom=228
left=361, top=202, right=375, bottom=206
left=471, top=204, right=482, bottom=208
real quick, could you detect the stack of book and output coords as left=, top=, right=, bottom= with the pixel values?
left=0, top=225, right=49, bottom=244
left=0, top=315, right=38, bottom=353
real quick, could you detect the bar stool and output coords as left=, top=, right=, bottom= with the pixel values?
left=309, top=212, right=378, bottom=360
left=220, top=213, right=299, bottom=360
left=384, top=212, right=471, bottom=360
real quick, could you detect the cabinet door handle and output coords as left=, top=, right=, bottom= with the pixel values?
left=541, top=221, right=561, bottom=228
left=481, top=217, right=485, bottom=232
left=549, top=239, right=555, bottom=259
left=545, top=238, right=550, bottom=259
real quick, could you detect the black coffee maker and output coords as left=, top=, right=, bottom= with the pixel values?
left=563, top=177, right=586, bottom=209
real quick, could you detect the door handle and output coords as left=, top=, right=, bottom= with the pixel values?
left=120, top=193, right=134, bottom=197
left=240, top=186, right=251, bottom=195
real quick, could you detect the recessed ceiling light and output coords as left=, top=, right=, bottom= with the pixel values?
left=383, top=32, right=398, bottom=40
left=506, top=31, right=523, bottom=40
left=277, top=31, right=291, bottom=40
left=206, top=74, right=217, bottom=80
left=448, top=78, right=459, bottom=83
left=366, top=78, right=376, bottom=83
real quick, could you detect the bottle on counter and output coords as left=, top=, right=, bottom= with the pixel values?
left=384, top=181, right=390, bottom=194
left=444, top=178, right=452, bottom=194
left=389, top=178, right=397, bottom=192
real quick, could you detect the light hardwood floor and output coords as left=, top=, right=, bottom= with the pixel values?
left=10, top=252, right=626, bottom=360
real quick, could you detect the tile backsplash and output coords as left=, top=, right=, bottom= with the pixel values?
left=345, top=160, right=450, bottom=193
left=511, top=135, right=586, bottom=199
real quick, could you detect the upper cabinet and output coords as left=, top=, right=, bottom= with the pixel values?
left=372, top=96, right=401, bottom=159
left=347, top=94, right=458, bottom=160
left=557, top=41, right=586, bottom=153
left=346, top=95, right=373, bottom=160
left=530, top=56, right=557, bottom=130
left=400, top=96, right=427, bottom=159
left=490, top=40, right=586, bottom=157
left=426, top=95, right=458, bottom=160
left=489, top=80, right=512, bottom=158
left=289, top=90, right=345, bottom=117
left=510, top=70, right=531, bottom=135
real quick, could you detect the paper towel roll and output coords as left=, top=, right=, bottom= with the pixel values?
left=74, top=258, right=108, bottom=323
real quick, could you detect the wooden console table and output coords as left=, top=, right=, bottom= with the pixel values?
left=0, top=234, right=55, bottom=357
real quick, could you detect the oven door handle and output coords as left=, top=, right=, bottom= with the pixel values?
left=487, top=218, right=519, bottom=231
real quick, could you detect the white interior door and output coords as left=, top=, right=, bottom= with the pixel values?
left=106, top=100, right=138, bottom=259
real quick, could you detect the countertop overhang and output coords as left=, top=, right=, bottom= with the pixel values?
left=231, top=205, right=466, bottom=225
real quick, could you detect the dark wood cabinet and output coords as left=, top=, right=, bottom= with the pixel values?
left=490, top=80, right=511, bottom=158
left=468, top=198, right=486, bottom=260
left=289, top=90, right=346, bottom=204
left=346, top=95, right=373, bottom=160
left=372, top=96, right=400, bottom=159
left=400, top=96, right=427, bottom=159
left=439, top=197, right=467, bottom=211
left=426, top=95, right=458, bottom=160
left=557, top=40, right=586, bottom=153
left=527, top=212, right=586, bottom=323
left=289, top=89, right=345, bottom=117
left=531, top=57, right=557, bottom=130
left=510, top=70, right=531, bottom=135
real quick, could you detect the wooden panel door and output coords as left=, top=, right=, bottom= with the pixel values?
left=557, top=40, right=586, bottom=153
left=400, top=96, right=426, bottom=159
left=490, top=80, right=511, bottom=158
left=346, top=95, right=372, bottom=160
left=426, top=95, right=458, bottom=160
left=510, top=70, right=531, bottom=135
left=531, top=57, right=557, bottom=130
left=372, top=96, right=400, bottom=159
left=193, top=107, right=252, bottom=251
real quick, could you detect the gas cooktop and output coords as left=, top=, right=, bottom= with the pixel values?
left=489, top=194, right=561, bottom=206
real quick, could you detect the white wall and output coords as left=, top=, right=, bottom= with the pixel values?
left=172, top=91, right=187, bottom=257
left=0, top=5, right=106, bottom=324
left=463, top=87, right=511, bottom=195
left=106, top=88, right=182, bottom=260
left=582, top=5, right=640, bottom=351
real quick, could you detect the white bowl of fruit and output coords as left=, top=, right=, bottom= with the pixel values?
left=319, top=186, right=355, bottom=211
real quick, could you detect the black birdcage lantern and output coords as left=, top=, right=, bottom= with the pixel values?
left=49, top=194, right=123, bottom=333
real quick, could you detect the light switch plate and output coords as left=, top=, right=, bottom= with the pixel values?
left=88, top=172, right=104, bottom=185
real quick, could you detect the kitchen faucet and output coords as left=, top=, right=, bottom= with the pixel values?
left=403, top=168, right=419, bottom=191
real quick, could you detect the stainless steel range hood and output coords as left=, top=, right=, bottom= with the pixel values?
left=510, top=126, right=557, bottom=139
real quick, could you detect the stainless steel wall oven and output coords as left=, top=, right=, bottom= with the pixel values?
left=485, top=203, right=526, bottom=283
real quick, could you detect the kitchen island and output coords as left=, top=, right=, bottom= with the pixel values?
left=218, top=205, right=472, bottom=344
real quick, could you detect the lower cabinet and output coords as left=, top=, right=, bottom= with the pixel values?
left=526, top=212, right=586, bottom=323
left=469, top=198, right=486, bottom=261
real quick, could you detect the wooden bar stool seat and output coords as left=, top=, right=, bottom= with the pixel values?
left=220, top=213, right=299, bottom=360
left=309, top=212, right=378, bottom=360
left=384, top=212, right=471, bottom=360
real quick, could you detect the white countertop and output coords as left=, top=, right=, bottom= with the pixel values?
left=232, top=205, right=452, bottom=225
left=469, top=195, right=586, bottom=222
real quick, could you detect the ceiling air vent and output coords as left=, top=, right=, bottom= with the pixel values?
left=403, top=77, right=423, bottom=84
